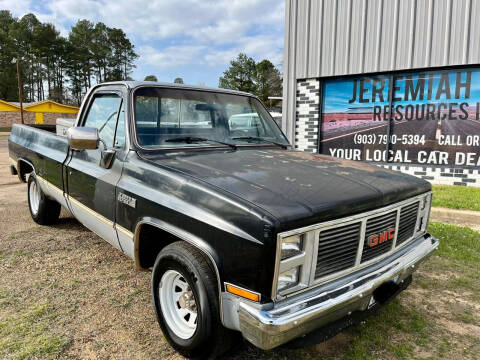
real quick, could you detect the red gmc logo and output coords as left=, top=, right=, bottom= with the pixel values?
left=368, top=228, right=395, bottom=248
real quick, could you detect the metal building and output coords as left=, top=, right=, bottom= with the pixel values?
left=282, top=0, right=480, bottom=187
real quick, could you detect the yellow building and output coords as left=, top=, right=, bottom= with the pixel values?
left=0, top=99, right=79, bottom=128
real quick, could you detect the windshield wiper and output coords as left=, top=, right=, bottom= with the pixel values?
left=231, top=136, right=289, bottom=149
left=165, top=136, right=237, bottom=150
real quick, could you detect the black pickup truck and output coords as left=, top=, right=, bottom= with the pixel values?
left=8, top=81, right=438, bottom=358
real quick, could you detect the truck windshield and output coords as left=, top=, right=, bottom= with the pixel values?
left=133, top=87, right=289, bottom=149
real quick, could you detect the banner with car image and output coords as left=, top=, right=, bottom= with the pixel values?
left=321, top=67, right=480, bottom=168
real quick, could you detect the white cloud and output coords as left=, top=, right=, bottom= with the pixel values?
left=42, top=0, right=283, bottom=42
left=139, top=45, right=206, bottom=68
left=1, top=0, right=285, bottom=79
left=203, top=35, right=283, bottom=66
left=139, top=32, right=283, bottom=70
left=0, top=0, right=30, bottom=17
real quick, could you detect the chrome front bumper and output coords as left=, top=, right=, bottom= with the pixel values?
left=237, top=234, right=438, bottom=350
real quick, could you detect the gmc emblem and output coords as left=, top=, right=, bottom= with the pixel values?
left=368, top=228, right=395, bottom=248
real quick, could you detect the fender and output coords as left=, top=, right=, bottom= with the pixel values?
left=133, top=216, right=226, bottom=322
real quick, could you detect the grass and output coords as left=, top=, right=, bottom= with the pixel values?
left=0, top=303, right=69, bottom=359
left=0, top=135, right=9, bottom=140
left=339, top=301, right=431, bottom=360
left=432, top=185, right=480, bottom=212
left=0, top=127, right=11, bottom=132
left=429, top=222, right=480, bottom=265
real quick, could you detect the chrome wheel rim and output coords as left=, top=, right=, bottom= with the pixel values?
left=29, top=178, right=40, bottom=216
left=159, top=270, right=198, bottom=339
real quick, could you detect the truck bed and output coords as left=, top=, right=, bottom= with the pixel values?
left=8, top=123, right=70, bottom=190
left=24, top=124, right=57, bottom=133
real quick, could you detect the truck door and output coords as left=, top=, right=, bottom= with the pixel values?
left=65, top=87, right=127, bottom=251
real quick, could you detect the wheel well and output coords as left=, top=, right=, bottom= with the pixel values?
left=136, top=224, right=182, bottom=269
left=18, top=160, right=34, bottom=182
left=136, top=224, right=221, bottom=282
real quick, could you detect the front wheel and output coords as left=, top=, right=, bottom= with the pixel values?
left=27, top=174, right=61, bottom=225
left=151, top=242, right=237, bottom=358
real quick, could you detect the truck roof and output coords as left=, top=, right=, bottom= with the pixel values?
left=98, top=81, right=256, bottom=98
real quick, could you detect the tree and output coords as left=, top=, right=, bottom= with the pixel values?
left=255, top=59, right=282, bottom=103
left=0, top=14, right=138, bottom=105
left=0, top=11, right=18, bottom=101
left=219, top=54, right=282, bottom=102
left=91, top=22, right=110, bottom=83
left=173, top=77, right=184, bottom=84
left=107, top=28, right=138, bottom=81
left=10, top=13, right=42, bottom=101
left=219, top=53, right=257, bottom=94
left=69, top=20, right=95, bottom=93
left=144, top=75, right=157, bottom=81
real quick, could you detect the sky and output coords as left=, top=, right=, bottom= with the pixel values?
left=323, top=68, right=480, bottom=113
left=0, top=0, right=285, bottom=87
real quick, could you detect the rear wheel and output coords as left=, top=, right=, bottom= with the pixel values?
left=27, top=174, right=61, bottom=225
left=151, top=241, right=237, bottom=358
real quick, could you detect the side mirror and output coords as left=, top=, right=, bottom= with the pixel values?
left=67, top=127, right=99, bottom=150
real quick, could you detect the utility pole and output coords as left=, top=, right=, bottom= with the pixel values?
left=16, top=59, right=24, bottom=124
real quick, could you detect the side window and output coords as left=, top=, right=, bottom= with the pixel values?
left=114, top=101, right=126, bottom=147
left=84, top=94, right=122, bottom=147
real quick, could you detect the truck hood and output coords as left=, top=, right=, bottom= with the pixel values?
left=138, top=148, right=430, bottom=230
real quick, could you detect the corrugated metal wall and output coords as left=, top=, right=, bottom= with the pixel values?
left=282, top=0, right=480, bottom=143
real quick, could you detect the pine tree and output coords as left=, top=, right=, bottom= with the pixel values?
left=0, top=14, right=138, bottom=104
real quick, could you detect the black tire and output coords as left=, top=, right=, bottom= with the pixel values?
left=27, top=173, right=61, bottom=225
left=152, top=241, right=237, bottom=359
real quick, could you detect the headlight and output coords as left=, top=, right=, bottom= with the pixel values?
left=417, top=193, right=432, bottom=232
left=281, top=234, right=304, bottom=260
left=277, top=266, right=300, bottom=292
left=274, top=233, right=312, bottom=297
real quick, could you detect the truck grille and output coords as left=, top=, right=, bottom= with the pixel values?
left=396, top=202, right=419, bottom=246
left=274, top=193, right=431, bottom=298
left=361, top=211, right=397, bottom=263
left=312, top=199, right=420, bottom=282
left=315, top=222, right=360, bottom=278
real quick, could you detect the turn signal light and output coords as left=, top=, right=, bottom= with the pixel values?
left=225, top=283, right=260, bottom=302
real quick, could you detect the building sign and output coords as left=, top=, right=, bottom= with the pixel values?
left=321, top=68, right=480, bottom=168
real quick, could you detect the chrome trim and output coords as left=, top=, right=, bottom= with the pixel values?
left=354, top=220, right=367, bottom=266
left=391, top=207, right=401, bottom=249
left=133, top=219, right=226, bottom=326
left=272, top=192, right=432, bottom=300
left=240, top=234, right=439, bottom=350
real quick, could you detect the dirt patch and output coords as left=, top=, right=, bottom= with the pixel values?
left=431, top=207, right=480, bottom=231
